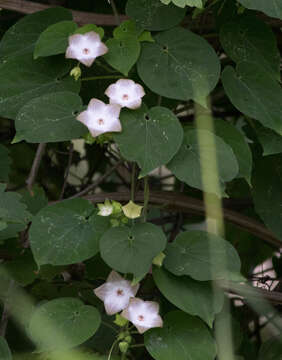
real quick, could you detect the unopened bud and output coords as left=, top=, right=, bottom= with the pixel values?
left=70, top=66, right=81, bottom=81
left=119, top=341, right=129, bottom=354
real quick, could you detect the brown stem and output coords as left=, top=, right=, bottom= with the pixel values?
left=26, top=143, right=46, bottom=194
left=0, top=0, right=128, bottom=25
left=82, top=191, right=280, bottom=248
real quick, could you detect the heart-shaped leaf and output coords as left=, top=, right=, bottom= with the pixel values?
left=104, top=37, right=140, bottom=76
left=114, top=105, right=183, bottom=177
left=15, top=92, right=87, bottom=143
left=237, top=0, right=282, bottom=20
left=213, top=119, right=252, bottom=183
left=126, top=0, right=186, bottom=31
left=0, top=7, right=72, bottom=62
left=137, top=27, right=220, bottom=103
left=30, top=198, right=110, bottom=266
left=100, top=223, right=167, bottom=277
left=164, top=230, right=241, bottom=281
left=167, top=129, right=239, bottom=196
left=222, top=63, right=282, bottom=135
left=34, top=20, right=78, bottom=59
left=29, top=297, right=101, bottom=352
left=0, top=54, right=80, bottom=120
left=153, top=267, right=224, bottom=327
left=220, top=14, right=280, bottom=80
left=145, top=311, right=217, bottom=360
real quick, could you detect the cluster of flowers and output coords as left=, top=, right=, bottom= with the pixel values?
left=65, top=31, right=145, bottom=138
left=94, top=271, right=163, bottom=334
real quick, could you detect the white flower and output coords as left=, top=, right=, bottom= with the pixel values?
left=94, top=271, right=139, bottom=315
left=121, top=298, right=163, bottom=334
left=77, top=99, right=122, bottom=138
left=105, top=79, right=145, bottom=109
left=97, top=199, right=113, bottom=216
left=65, top=31, right=108, bottom=67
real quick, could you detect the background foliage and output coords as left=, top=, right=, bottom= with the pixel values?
left=0, top=0, right=282, bottom=359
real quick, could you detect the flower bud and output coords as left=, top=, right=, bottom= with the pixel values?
left=119, top=341, right=129, bottom=354
left=152, top=252, right=166, bottom=267
left=70, top=66, right=81, bottom=81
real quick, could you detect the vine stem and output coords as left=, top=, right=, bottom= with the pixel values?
left=107, top=339, right=119, bottom=360
left=81, top=75, right=121, bottom=81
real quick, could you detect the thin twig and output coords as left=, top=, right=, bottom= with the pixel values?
left=26, top=143, right=46, bottom=194
left=67, top=160, right=123, bottom=200
left=59, top=143, right=74, bottom=200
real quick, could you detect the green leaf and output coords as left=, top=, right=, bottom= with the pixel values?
left=160, top=0, right=203, bottom=8
left=258, top=336, right=282, bottom=360
left=29, top=199, right=110, bottom=266
left=153, top=267, right=224, bottom=327
left=126, top=0, right=186, bottom=31
left=0, top=144, right=11, bottom=182
left=222, top=63, right=282, bottom=135
left=29, top=298, right=101, bottom=352
left=144, top=311, right=217, bottom=360
left=18, top=186, right=48, bottom=216
left=213, top=119, right=252, bottom=183
left=0, top=337, right=12, bottom=360
left=220, top=14, right=280, bottom=81
left=237, top=0, right=282, bottom=20
left=74, top=24, right=104, bottom=39
left=113, top=20, right=141, bottom=39
left=100, top=223, right=167, bottom=277
left=0, top=54, right=80, bottom=120
left=167, top=129, right=239, bottom=196
left=34, top=21, right=78, bottom=59
left=114, top=105, right=183, bottom=176
left=1, top=252, right=37, bottom=286
left=256, top=124, right=282, bottom=156
left=137, top=27, right=220, bottom=103
left=104, top=37, right=140, bottom=76
left=0, top=223, right=26, bottom=242
left=0, top=7, right=72, bottom=62
left=164, top=230, right=241, bottom=281
left=0, top=184, right=32, bottom=225
left=252, top=155, right=282, bottom=241
left=15, top=92, right=87, bottom=143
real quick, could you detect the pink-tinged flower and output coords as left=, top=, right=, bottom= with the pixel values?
left=77, top=99, right=122, bottom=138
left=94, top=271, right=139, bottom=315
left=121, top=298, right=163, bottom=334
left=105, top=79, right=145, bottom=109
left=65, top=31, right=108, bottom=67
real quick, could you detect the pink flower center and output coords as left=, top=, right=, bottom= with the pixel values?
left=116, top=289, right=124, bottom=296
left=98, top=118, right=104, bottom=125
left=83, top=48, right=90, bottom=55
left=122, top=94, right=129, bottom=101
left=138, top=315, right=144, bottom=322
